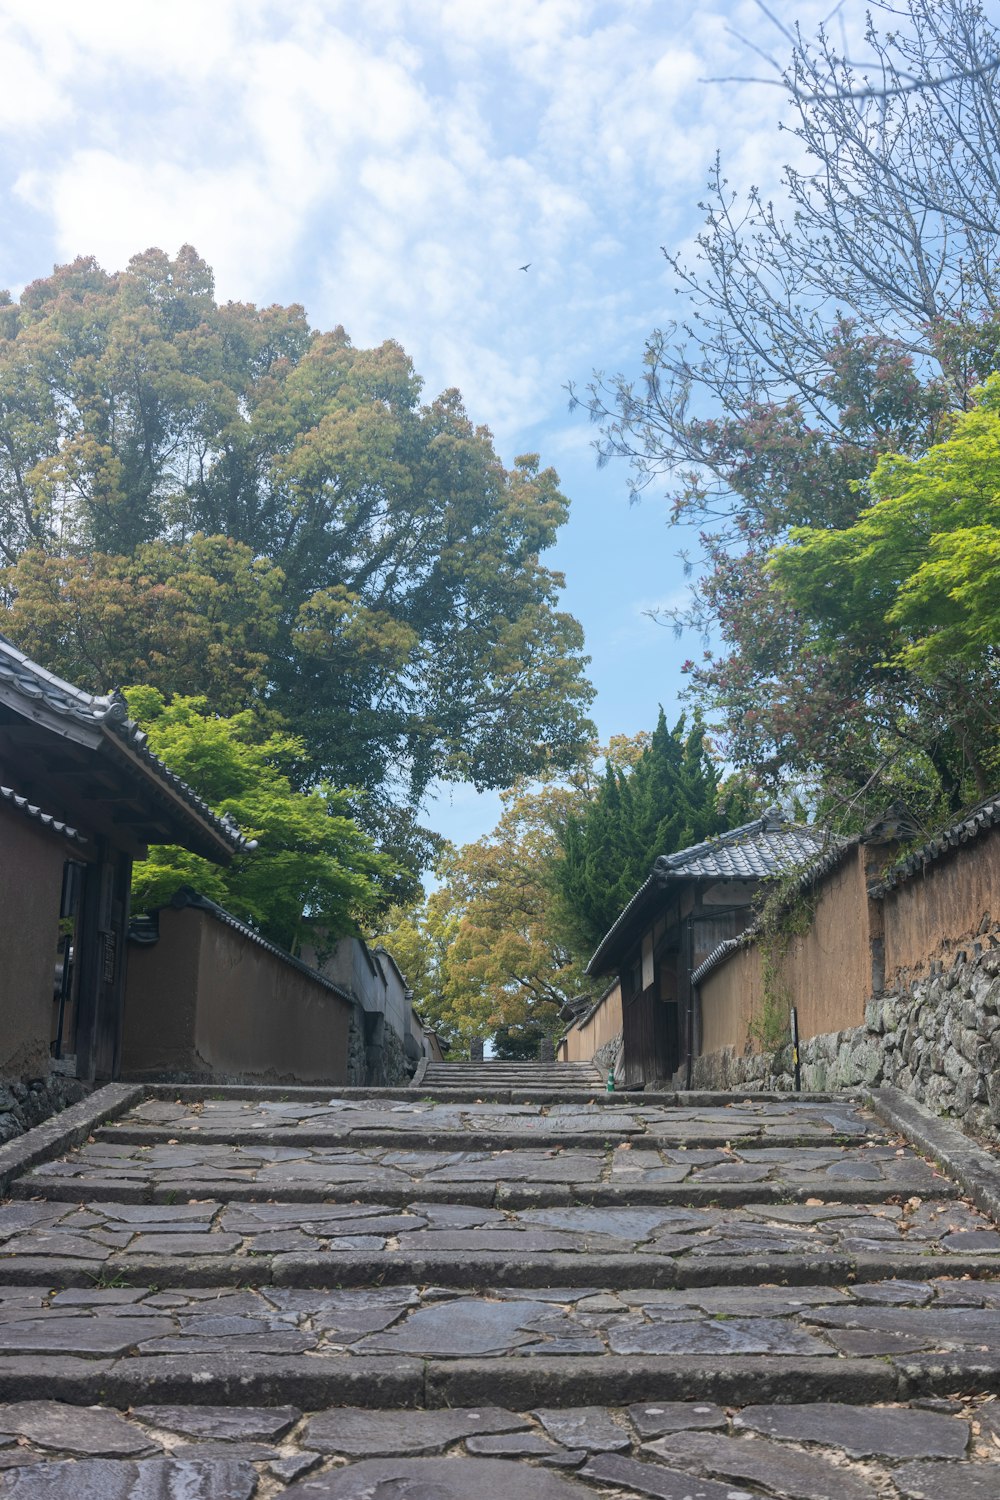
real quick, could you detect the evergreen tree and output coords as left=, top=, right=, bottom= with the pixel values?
left=554, top=711, right=730, bottom=955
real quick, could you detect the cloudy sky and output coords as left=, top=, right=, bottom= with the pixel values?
left=0, top=0, right=851, bottom=843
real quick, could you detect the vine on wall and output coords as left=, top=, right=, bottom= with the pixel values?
left=746, top=871, right=816, bottom=1057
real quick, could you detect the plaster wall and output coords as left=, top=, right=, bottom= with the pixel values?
left=123, top=906, right=352, bottom=1083
left=882, top=825, right=1000, bottom=986
left=559, top=984, right=623, bottom=1063
left=699, top=848, right=875, bottom=1056
left=0, top=806, right=67, bottom=1078
left=121, top=908, right=201, bottom=1075
left=375, top=950, right=408, bottom=1039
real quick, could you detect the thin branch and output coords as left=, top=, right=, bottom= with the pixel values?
left=703, top=55, right=1000, bottom=101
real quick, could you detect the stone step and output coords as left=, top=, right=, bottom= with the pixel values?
left=8, top=1136, right=957, bottom=1201
left=3, top=1195, right=991, bottom=1286
left=88, top=1093, right=883, bottom=1152
left=6, top=1249, right=1000, bottom=1295
left=0, top=1390, right=991, bottom=1500
left=3, top=1079, right=1000, bottom=1495
left=3, top=1280, right=1000, bottom=1405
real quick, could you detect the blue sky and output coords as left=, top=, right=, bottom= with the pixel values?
left=0, top=0, right=850, bottom=846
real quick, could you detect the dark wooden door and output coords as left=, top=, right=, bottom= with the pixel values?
left=74, top=847, right=131, bottom=1081
left=622, top=982, right=673, bottom=1087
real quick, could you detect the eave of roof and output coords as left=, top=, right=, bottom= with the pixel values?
left=585, top=875, right=657, bottom=977
left=869, top=792, right=1000, bottom=897
left=0, top=636, right=251, bottom=863
left=0, top=783, right=87, bottom=847
left=586, top=813, right=843, bottom=978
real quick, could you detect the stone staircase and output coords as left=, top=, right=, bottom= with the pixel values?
left=0, top=1080, right=999, bottom=1493
left=416, top=1059, right=605, bottom=1094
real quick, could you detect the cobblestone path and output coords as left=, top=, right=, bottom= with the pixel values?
left=2, top=1076, right=1000, bottom=1495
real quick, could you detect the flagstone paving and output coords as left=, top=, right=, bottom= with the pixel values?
left=3, top=1076, right=1000, bottom=1495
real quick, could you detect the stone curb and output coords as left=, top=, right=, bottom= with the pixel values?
left=0, top=1083, right=143, bottom=1196
left=7, top=1248, right=1000, bottom=1292
left=97, top=1124, right=877, bottom=1152
left=410, top=1058, right=428, bottom=1088
left=140, top=1083, right=643, bottom=1105
left=0, top=1354, right=926, bottom=1410
left=865, top=1085, right=1000, bottom=1222
left=136, top=1082, right=843, bottom=1104
left=896, top=1352, right=1000, bottom=1397
left=0, top=1355, right=426, bottom=1409
left=423, top=1355, right=898, bottom=1409
left=0, top=1349, right=993, bottom=1411
left=9, top=1175, right=956, bottom=1211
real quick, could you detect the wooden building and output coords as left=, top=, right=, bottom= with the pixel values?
left=586, top=811, right=836, bottom=1088
left=0, top=637, right=248, bottom=1083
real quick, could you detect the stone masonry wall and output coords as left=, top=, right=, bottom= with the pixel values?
left=0, top=1073, right=89, bottom=1146
left=346, top=1003, right=411, bottom=1087
left=689, top=947, right=1000, bottom=1143
left=594, top=1031, right=624, bottom=1084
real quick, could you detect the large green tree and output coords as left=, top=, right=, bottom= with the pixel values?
left=377, top=735, right=650, bottom=1046
left=0, top=534, right=283, bottom=713
left=770, top=375, right=1000, bottom=800
left=0, top=246, right=593, bottom=822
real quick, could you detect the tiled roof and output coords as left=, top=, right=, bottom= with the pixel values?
left=0, top=783, right=86, bottom=846
left=870, top=792, right=1000, bottom=896
left=0, top=636, right=252, bottom=859
left=586, top=811, right=843, bottom=976
left=690, top=936, right=742, bottom=987
left=691, top=833, right=860, bottom=986
left=654, top=810, right=834, bottom=881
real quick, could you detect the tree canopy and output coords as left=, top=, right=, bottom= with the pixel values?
left=770, top=376, right=1000, bottom=800
left=380, top=719, right=758, bottom=1045
left=576, top=0, right=1000, bottom=824
left=0, top=246, right=594, bottom=825
left=126, top=686, right=401, bottom=951
left=377, top=775, right=589, bottom=1048
left=554, top=711, right=751, bottom=955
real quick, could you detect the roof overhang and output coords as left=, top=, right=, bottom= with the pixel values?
left=0, top=637, right=250, bottom=865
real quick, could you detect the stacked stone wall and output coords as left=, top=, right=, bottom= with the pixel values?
left=0, top=1074, right=89, bottom=1145
left=690, top=948, right=1000, bottom=1142
left=594, top=1031, right=624, bottom=1083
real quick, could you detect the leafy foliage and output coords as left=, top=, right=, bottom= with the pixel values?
left=555, top=711, right=749, bottom=955
left=770, top=375, right=1000, bottom=800
left=378, top=773, right=591, bottom=1047
left=0, top=535, right=283, bottom=713
left=575, top=0, right=1000, bottom=822
left=126, top=686, right=402, bottom=952
left=383, top=717, right=762, bottom=1046
left=0, top=246, right=594, bottom=818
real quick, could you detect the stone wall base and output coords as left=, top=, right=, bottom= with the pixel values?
left=594, top=1031, right=623, bottom=1084
left=690, top=949, right=1000, bottom=1143
left=346, top=1003, right=412, bottom=1087
left=0, top=1073, right=90, bottom=1145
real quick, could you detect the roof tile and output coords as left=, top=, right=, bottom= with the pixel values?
left=0, top=635, right=252, bottom=857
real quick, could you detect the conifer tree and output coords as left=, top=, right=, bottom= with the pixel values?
left=554, top=710, right=729, bottom=955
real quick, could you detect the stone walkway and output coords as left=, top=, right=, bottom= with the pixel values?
left=2, top=1074, right=1000, bottom=1495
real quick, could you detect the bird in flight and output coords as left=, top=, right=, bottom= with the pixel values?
left=519, top=262, right=531, bottom=271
